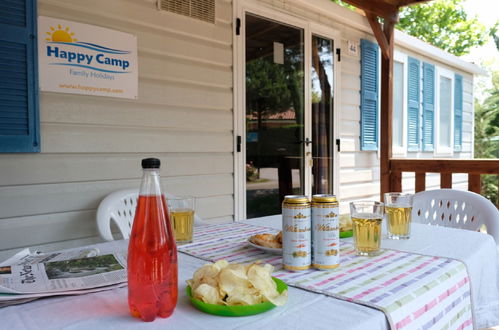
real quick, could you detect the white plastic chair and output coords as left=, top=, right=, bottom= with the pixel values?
left=412, top=189, right=499, bottom=247
left=96, top=189, right=204, bottom=241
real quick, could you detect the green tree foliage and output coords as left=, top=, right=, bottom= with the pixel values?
left=245, top=50, right=304, bottom=180
left=246, top=58, right=293, bottom=119
left=332, top=0, right=488, bottom=56
left=474, top=71, right=499, bottom=205
left=331, top=0, right=356, bottom=11
left=397, top=0, right=487, bottom=56
left=246, top=53, right=304, bottom=127
left=482, top=72, right=499, bottom=134
left=475, top=71, right=499, bottom=156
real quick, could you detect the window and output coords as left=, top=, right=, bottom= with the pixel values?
left=435, top=68, right=454, bottom=155
left=393, top=62, right=404, bottom=148
left=0, top=0, right=39, bottom=152
left=402, top=52, right=463, bottom=156
left=439, top=78, right=452, bottom=147
left=454, top=74, right=463, bottom=151
left=392, top=51, right=407, bottom=156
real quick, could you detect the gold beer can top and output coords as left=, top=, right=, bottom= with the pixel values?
left=283, top=195, right=310, bottom=204
left=312, top=194, right=338, bottom=204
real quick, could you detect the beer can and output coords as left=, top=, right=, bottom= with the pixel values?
left=282, top=195, right=311, bottom=271
left=312, top=194, right=340, bottom=270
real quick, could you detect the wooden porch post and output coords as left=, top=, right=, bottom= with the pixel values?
left=366, top=13, right=398, bottom=202
left=380, top=20, right=396, bottom=201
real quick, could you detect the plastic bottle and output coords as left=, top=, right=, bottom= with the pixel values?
left=128, top=158, right=178, bottom=322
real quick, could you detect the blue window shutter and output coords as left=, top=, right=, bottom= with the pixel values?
left=422, top=62, right=435, bottom=151
left=407, top=57, right=420, bottom=151
left=0, top=0, right=39, bottom=153
left=360, top=39, right=379, bottom=151
left=454, top=74, right=463, bottom=151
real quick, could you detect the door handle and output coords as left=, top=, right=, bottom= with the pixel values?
left=299, top=138, right=312, bottom=146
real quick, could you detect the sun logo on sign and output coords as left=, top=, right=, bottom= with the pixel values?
left=45, top=24, right=77, bottom=42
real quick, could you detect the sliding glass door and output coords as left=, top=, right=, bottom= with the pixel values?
left=242, top=11, right=337, bottom=219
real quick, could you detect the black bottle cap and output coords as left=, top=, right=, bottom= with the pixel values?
left=141, top=158, right=161, bottom=169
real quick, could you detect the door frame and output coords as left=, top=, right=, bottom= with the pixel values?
left=233, top=0, right=341, bottom=220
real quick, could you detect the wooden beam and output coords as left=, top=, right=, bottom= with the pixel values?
left=468, top=174, right=481, bottom=194
left=366, top=14, right=390, bottom=59
left=440, top=173, right=452, bottom=189
left=390, top=159, right=499, bottom=175
left=390, top=171, right=402, bottom=192
left=415, top=172, right=426, bottom=192
left=394, top=0, right=432, bottom=7
left=380, top=20, right=395, bottom=202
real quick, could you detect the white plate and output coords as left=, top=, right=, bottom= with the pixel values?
left=247, top=239, right=282, bottom=254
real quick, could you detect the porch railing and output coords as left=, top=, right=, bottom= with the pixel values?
left=387, top=159, right=499, bottom=208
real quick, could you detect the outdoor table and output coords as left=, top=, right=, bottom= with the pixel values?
left=1, top=217, right=498, bottom=329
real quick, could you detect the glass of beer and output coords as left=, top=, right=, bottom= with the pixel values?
left=384, top=193, right=414, bottom=240
left=168, top=196, right=195, bottom=244
left=349, top=201, right=384, bottom=256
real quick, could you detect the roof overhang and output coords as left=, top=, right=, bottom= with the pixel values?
left=395, top=31, right=488, bottom=76
left=290, top=0, right=486, bottom=76
left=340, top=0, right=431, bottom=21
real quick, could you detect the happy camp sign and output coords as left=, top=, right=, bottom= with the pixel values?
left=38, top=16, right=138, bottom=99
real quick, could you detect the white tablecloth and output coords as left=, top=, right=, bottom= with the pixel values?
left=1, top=218, right=498, bottom=329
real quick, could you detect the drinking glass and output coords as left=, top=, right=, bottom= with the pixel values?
left=384, top=193, right=414, bottom=240
left=349, top=201, right=384, bottom=256
left=168, top=196, right=195, bottom=243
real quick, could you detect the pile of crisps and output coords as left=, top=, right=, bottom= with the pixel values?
left=187, top=260, right=288, bottom=306
left=339, top=214, right=353, bottom=232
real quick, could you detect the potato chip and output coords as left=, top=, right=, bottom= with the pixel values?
left=192, top=283, right=223, bottom=305
left=188, top=259, right=229, bottom=290
left=187, top=259, right=288, bottom=307
left=218, top=264, right=251, bottom=297
left=247, top=263, right=287, bottom=306
left=225, top=286, right=263, bottom=305
left=339, top=214, right=352, bottom=231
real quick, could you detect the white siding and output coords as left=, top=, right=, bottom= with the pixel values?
left=338, top=27, right=382, bottom=214
left=0, top=0, right=234, bottom=253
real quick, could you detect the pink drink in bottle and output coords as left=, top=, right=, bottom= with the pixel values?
left=128, top=158, right=178, bottom=322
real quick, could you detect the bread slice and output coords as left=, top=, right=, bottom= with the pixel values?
left=250, top=233, right=282, bottom=249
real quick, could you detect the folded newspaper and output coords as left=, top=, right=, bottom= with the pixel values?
left=0, top=241, right=129, bottom=307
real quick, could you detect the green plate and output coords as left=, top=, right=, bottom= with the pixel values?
left=340, top=230, right=353, bottom=238
left=186, top=277, right=287, bottom=317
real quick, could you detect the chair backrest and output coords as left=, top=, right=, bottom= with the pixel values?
left=412, top=189, right=499, bottom=247
left=96, top=189, right=204, bottom=241
left=96, top=189, right=138, bottom=241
